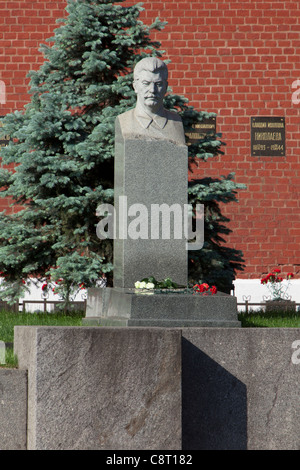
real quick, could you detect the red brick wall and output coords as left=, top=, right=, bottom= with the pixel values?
left=0, top=1, right=65, bottom=110
left=0, top=0, right=66, bottom=212
left=137, top=0, right=300, bottom=279
left=1, top=0, right=300, bottom=279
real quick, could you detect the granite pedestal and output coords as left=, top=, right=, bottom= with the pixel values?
left=114, top=126, right=188, bottom=288
left=84, top=287, right=241, bottom=327
left=89, top=93, right=240, bottom=327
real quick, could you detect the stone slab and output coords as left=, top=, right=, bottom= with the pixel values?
left=182, top=328, right=300, bottom=450
left=14, top=326, right=182, bottom=450
left=0, top=369, right=27, bottom=450
left=83, top=287, right=241, bottom=327
left=11, top=326, right=300, bottom=450
left=114, top=130, right=188, bottom=288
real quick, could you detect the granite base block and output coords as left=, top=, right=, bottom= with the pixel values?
left=83, top=287, right=241, bottom=327
left=14, top=326, right=182, bottom=450
left=0, top=369, right=27, bottom=450
left=182, top=328, right=300, bottom=450
left=12, top=326, right=300, bottom=450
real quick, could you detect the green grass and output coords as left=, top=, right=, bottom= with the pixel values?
left=238, top=309, right=300, bottom=328
left=2, top=347, right=19, bottom=369
left=0, top=309, right=84, bottom=367
left=0, top=310, right=84, bottom=343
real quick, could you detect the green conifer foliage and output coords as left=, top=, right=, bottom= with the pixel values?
left=0, top=0, right=245, bottom=301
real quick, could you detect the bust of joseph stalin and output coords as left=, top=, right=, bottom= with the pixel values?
left=116, top=57, right=186, bottom=146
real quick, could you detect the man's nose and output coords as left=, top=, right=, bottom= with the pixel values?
left=148, top=82, right=156, bottom=93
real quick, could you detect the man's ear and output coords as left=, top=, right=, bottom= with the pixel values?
left=133, top=80, right=138, bottom=93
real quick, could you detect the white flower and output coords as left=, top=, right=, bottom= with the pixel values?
left=146, top=282, right=155, bottom=289
left=135, top=281, right=147, bottom=289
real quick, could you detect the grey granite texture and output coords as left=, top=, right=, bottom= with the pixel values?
left=12, top=326, right=300, bottom=450
left=182, top=328, right=300, bottom=450
left=14, top=326, right=182, bottom=450
left=0, top=369, right=27, bottom=450
left=84, top=287, right=241, bottom=327
left=114, top=127, right=188, bottom=289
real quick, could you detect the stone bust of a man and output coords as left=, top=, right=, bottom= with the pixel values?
left=116, top=57, right=186, bottom=145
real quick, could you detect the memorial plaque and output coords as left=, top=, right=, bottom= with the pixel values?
left=185, top=116, right=216, bottom=144
left=0, top=116, right=10, bottom=149
left=251, top=117, right=285, bottom=157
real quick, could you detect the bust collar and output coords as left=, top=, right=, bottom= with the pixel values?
left=134, top=104, right=168, bottom=130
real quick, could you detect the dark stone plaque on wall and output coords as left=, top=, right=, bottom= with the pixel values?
left=251, top=116, right=285, bottom=156
left=0, top=116, right=10, bottom=149
left=185, top=116, right=216, bottom=144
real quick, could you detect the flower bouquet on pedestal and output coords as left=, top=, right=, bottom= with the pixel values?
left=134, top=277, right=182, bottom=294
left=134, top=276, right=218, bottom=296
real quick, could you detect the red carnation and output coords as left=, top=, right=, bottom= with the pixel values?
left=200, top=283, right=209, bottom=292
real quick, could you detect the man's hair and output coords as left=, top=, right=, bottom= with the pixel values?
left=133, top=57, right=168, bottom=81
